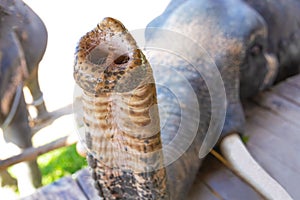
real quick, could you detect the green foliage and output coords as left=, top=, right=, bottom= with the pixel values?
left=37, top=144, right=87, bottom=186
left=242, top=135, right=250, bottom=144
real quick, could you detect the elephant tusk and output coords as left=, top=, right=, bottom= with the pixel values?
left=220, top=133, right=292, bottom=200
left=76, top=141, right=87, bottom=158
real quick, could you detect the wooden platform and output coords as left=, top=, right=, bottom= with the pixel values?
left=21, top=75, right=300, bottom=200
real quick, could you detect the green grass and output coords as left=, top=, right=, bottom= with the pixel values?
left=242, top=135, right=250, bottom=144
left=37, top=144, right=87, bottom=186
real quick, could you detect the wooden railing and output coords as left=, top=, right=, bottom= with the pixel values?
left=0, top=134, right=78, bottom=171
left=0, top=104, right=79, bottom=171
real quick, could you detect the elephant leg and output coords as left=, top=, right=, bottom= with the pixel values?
left=3, top=91, right=42, bottom=194
left=25, top=64, right=48, bottom=121
left=0, top=169, right=17, bottom=187
left=219, top=133, right=292, bottom=200
left=12, top=160, right=42, bottom=196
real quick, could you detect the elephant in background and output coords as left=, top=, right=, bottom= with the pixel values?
left=0, top=0, right=47, bottom=195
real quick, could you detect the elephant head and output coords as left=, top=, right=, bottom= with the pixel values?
left=75, top=0, right=292, bottom=199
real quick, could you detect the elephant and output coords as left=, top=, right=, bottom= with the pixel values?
left=145, top=0, right=282, bottom=199
left=244, top=0, right=300, bottom=83
left=0, top=0, right=47, bottom=194
left=74, top=0, right=299, bottom=199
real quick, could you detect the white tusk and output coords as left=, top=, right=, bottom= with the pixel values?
left=76, top=142, right=87, bottom=157
left=220, top=133, right=293, bottom=200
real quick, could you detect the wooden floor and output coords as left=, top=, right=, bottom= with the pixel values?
left=21, top=75, right=300, bottom=200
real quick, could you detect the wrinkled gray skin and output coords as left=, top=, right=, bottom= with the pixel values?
left=145, top=0, right=298, bottom=199
left=245, top=0, right=300, bottom=82
left=0, top=0, right=47, bottom=189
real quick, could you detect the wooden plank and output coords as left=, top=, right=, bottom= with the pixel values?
left=286, top=74, right=300, bottom=88
left=247, top=144, right=300, bottom=200
left=188, top=172, right=222, bottom=200
left=245, top=120, right=300, bottom=173
left=21, top=176, right=88, bottom=200
left=198, top=155, right=262, bottom=200
left=20, top=191, right=44, bottom=200
left=272, top=82, right=300, bottom=105
left=244, top=102, right=300, bottom=154
left=243, top=97, right=300, bottom=199
left=252, top=90, right=300, bottom=126
left=75, top=169, right=102, bottom=200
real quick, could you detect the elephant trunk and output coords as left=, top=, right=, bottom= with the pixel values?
left=74, top=17, right=168, bottom=199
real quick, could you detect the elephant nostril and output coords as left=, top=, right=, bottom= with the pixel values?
left=250, top=44, right=263, bottom=57
left=114, top=54, right=129, bottom=65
